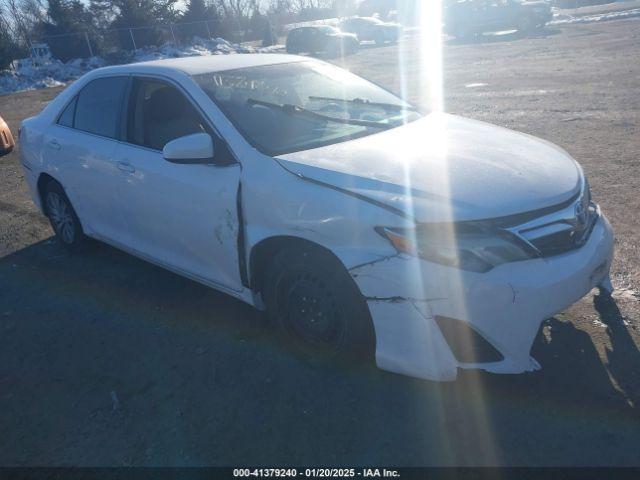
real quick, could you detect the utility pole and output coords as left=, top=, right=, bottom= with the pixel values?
left=84, top=32, right=94, bottom=57
left=129, top=28, right=137, bottom=50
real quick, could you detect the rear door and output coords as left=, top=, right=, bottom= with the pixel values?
left=113, top=76, right=243, bottom=292
left=309, top=28, right=323, bottom=52
left=44, top=75, right=131, bottom=244
left=300, top=28, right=314, bottom=52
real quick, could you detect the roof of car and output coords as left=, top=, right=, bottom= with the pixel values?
left=95, top=53, right=307, bottom=77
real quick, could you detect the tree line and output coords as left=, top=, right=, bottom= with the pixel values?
left=0, top=0, right=359, bottom=69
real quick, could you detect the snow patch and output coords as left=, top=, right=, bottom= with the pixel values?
left=1, top=37, right=283, bottom=95
left=550, top=7, right=640, bottom=25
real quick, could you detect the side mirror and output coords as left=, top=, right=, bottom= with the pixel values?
left=163, top=133, right=215, bottom=164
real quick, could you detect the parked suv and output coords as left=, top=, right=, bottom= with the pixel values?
left=0, top=115, right=15, bottom=156
left=445, top=0, right=553, bottom=38
left=286, top=26, right=359, bottom=56
left=339, top=16, right=402, bottom=45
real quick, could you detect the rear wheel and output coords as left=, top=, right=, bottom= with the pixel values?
left=44, top=180, right=85, bottom=251
left=263, top=246, right=375, bottom=365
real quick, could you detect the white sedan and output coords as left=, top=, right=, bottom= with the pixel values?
left=19, top=54, right=614, bottom=381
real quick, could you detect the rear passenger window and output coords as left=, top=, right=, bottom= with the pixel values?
left=74, top=76, right=128, bottom=139
left=57, top=96, right=77, bottom=127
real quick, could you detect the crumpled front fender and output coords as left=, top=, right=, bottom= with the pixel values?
left=350, top=215, right=615, bottom=381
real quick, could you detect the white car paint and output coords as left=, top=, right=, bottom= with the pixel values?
left=278, top=112, right=582, bottom=222
left=19, top=54, right=614, bottom=382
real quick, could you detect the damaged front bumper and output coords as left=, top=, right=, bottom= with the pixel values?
left=350, top=214, right=614, bottom=381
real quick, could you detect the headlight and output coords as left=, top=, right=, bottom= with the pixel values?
left=377, top=223, right=532, bottom=273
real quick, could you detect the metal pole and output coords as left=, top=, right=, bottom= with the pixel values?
left=169, top=24, right=177, bottom=44
left=205, top=20, right=212, bottom=39
left=84, top=32, right=94, bottom=57
left=129, top=28, right=137, bottom=51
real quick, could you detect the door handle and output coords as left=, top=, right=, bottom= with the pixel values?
left=48, top=139, right=61, bottom=150
left=117, top=161, right=135, bottom=173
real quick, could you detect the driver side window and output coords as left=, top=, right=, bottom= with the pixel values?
left=127, top=78, right=207, bottom=151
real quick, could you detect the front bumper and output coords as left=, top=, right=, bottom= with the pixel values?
left=350, top=214, right=614, bottom=381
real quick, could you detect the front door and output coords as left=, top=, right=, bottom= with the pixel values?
left=114, top=77, right=243, bottom=292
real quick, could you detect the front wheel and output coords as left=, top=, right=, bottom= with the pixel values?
left=263, top=246, right=375, bottom=364
left=44, top=180, right=86, bottom=251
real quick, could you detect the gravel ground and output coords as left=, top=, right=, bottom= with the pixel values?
left=0, top=19, right=639, bottom=467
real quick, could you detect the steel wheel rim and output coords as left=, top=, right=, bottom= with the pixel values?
left=47, top=192, right=75, bottom=244
left=278, top=271, right=347, bottom=353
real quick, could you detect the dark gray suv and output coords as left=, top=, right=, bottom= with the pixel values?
left=445, top=0, right=553, bottom=38
left=286, top=26, right=359, bottom=56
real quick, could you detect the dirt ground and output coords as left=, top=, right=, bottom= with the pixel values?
left=1, top=19, right=639, bottom=467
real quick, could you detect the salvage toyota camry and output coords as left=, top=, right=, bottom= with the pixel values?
left=19, top=55, right=614, bottom=381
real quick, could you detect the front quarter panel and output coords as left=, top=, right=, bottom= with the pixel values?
left=241, top=151, right=410, bottom=277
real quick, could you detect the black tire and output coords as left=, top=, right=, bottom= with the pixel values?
left=263, top=245, right=375, bottom=365
left=43, top=180, right=85, bottom=251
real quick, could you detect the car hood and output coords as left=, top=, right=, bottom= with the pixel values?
left=276, top=112, right=582, bottom=223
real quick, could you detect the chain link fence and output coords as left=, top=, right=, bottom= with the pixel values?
left=32, top=19, right=256, bottom=63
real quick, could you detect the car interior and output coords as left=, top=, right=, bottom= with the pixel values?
left=128, top=80, right=206, bottom=151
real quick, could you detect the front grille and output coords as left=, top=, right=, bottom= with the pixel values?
left=527, top=209, right=598, bottom=256
left=508, top=190, right=599, bottom=258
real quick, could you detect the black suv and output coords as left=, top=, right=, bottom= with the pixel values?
left=445, top=0, right=553, bottom=38
left=286, top=26, right=359, bottom=56
left=339, top=17, right=402, bottom=45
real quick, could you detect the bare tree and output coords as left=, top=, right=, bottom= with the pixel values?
left=267, top=0, right=293, bottom=14
left=215, top=0, right=256, bottom=19
left=0, top=0, right=45, bottom=47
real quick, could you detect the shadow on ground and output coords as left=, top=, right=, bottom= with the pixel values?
left=446, top=28, right=562, bottom=46
left=594, top=291, right=640, bottom=406
left=1, top=238, right=639, bottom=466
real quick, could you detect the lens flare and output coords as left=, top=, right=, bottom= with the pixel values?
left=395, top=0, right=501, bottom=465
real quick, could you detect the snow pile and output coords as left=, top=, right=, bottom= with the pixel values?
left=0, top=37, right=283, bottom=95
left=0, top=56, right=105, bottom=94
left=550, top=6, right=640, bottom=25
left=132, top=36, right=259, bottom=62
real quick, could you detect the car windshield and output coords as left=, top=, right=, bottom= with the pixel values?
left=193, top=61, right=421, bottom=156
left=318, top=25, right=339, bottom=34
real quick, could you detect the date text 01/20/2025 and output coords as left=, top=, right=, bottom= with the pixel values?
left=233, top=468, right=400, bottom=477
